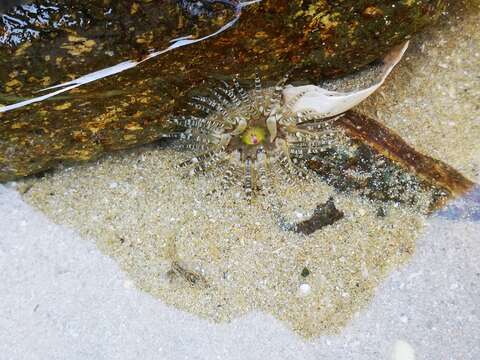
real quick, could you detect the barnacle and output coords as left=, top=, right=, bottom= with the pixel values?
left=166, top=72, right=340, bottom=200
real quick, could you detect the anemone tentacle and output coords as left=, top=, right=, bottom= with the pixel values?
left=169, top=74, right=336, bottom=200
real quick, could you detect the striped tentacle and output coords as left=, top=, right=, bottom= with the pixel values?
left=255, top=147, right=272, bottom=196
left=189, top=100, right=214, bottom=116
left=289, top=139, right=328, bottom=156
left=161, top=131, right=193, bottom=141
left=219, top=159, right=241, bottom=190
left=243, top=158, right=254, bottom=201
left=190, top=96, right=228, bottom=117
left=253, top=69, right=269, bottom=116
left=295, top=111, right=341, bottom=126
left=277, top=140, right=312, bottom=181
left=171, top=115, right=224, bottom=132
left=269, top=73, right=289, bottom=111
left=219, top=80, right=241, bottom=107
left=254, top=69, right=262, bottom=97
left=182, top=150, right=228, bottom=177
left=233, top=75, right=250, bottom=104
left=211, top=88, right=233, bottom=108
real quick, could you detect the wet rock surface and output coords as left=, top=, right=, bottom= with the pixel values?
left=0, top=0, right=447, bottom=181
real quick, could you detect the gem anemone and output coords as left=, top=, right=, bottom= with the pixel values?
left=166, top=73, right=337, bottom=200
left=165, top=43, right=410, bottom=203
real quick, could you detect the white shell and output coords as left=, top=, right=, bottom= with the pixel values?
left=283, top=42, right=409, bottom=117
left=391, top=340, right=416, bottom=360
left=298, top=283, right=311, bottom=296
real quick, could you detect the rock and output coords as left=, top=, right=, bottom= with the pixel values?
left=0, top=0, right=24, bottom=13
left=0, top=0, right=447, bottom=181
left=294, top=198, right=344, bottom=235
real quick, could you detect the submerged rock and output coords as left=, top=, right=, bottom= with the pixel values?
left=294, top=198, right=345, bottom=235
left=0, top=0, right=448, bottom=181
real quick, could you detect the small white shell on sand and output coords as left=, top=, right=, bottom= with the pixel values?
left=283, top=42, right=409, bottom=117
left=391, top=339, right=416, bottom=360
left=298, top=283, right=311, bottom=296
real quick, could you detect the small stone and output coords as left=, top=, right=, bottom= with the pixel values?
left=376, top=207, right=386, bottom=217
left=399, top=314, right=409, bottom=323
left=299, top=283, right=311, bottom=296
left=294, top=210, right=305, bottom=219
left=301, top=267, right=310, bottom=277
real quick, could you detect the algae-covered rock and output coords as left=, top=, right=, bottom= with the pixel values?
left=0, top=0, right=447, bottom=181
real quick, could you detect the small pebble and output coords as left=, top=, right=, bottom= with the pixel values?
left=294, top=210, right=304, bottom=219
left=123, top=280, right=134, bottom=289
left=391, top=340, right=415, bottom=360
left=298, top=283, right=311, bottom=296
left=301, top=267, right=310, bottom=277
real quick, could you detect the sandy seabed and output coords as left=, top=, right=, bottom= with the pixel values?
left=18, top=1, right=480, bottom=338
left=22, top=145, right=430, bottom=337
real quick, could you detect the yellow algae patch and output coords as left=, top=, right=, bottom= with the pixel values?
left=11, top=122, right=29, bottom=130
left=125, top=123, right=144, bottom=131
left=72, top=130, right=89, bottom=143
left=312, top=12, right=340, bottom=31
left=130, top=3, right=140, bottom=15
left=132, top=111, right=144, bottom=119
left=362, top=6, right=384, bottom=18
left=5, top=79, right=22, bottom=92
left=136, top=31, right=153, bottom=45
left=402, top=0, right=417, bottom=6
left=83, top=106, right=123, bottom=134
left=64, top=149, right=96, bottom=161
left=6, top=79, right=22, bottom=88
left=62, top=35, right=97, bottom=56
left=123, top=134, right=137, bottom=141
left=54, top=103, right=72, bottom=111
left=14, top=42, right=31, bottom=56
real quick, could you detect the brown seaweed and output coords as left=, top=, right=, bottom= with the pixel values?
left=335, top=111, right=476, bottom=209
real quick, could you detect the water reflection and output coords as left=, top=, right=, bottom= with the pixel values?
left=436, top=187, right=480, bottom=221
left=1, top=2, right=79, bottom=46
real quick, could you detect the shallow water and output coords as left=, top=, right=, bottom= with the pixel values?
left=1, top=0, right=479, bottom=357
left=21, top=144, right=431, bottom=337
left=18, top=4, right=480, bottom=337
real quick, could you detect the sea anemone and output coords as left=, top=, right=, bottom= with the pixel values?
left=166, top=72, right=338, bottom=200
